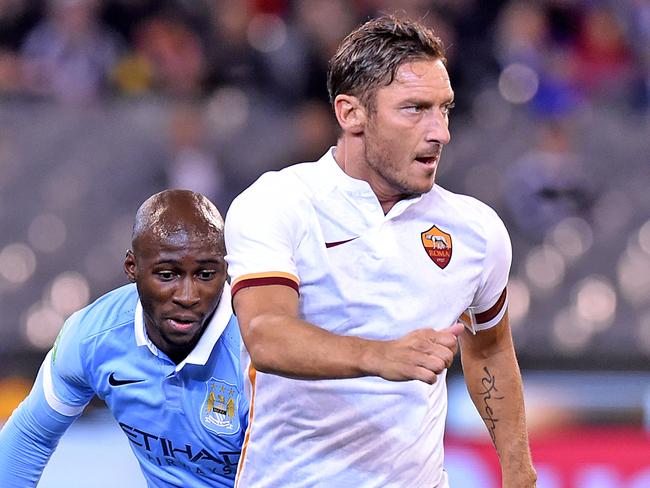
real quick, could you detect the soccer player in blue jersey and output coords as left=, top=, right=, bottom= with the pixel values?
left=0, top=189, right=247, bottom=487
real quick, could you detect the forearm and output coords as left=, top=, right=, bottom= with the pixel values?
left=236, top=286, right=462, bottom=383
left=246, top=312, right=378, bottom=379
left=460, top=325, right=536, bottom=486
left=0, top=367, right=78, bottom=487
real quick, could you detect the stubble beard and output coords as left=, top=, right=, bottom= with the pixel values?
left=364, top=136, right=429, bottom=199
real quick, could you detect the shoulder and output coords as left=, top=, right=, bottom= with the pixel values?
left=229, top=149, right=336, bottom=213
left=216, top=315, right=242, bottom=361
left=229, top=163, right=317, bottom=211
left=429, top=186, right=508, bottom=234
left=60, top=284, right=139, bottom=345
left=50, top=284, right=139, bottom=387
left=430, top=185, right=500, bottom=219
left=226, top=162, right=323, bottom=243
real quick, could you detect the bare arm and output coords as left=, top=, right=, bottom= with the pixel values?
left=234, top=284, right=464, bottom=384
left=459, top=311, right=536, bottom=487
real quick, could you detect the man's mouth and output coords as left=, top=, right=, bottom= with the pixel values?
left=415, top=156, right=435, bottom=163
left=415, top=144, right=442, bottom=166
left=166, top=316, right=200, bottom=331
left=415, top=155, right=438, bottom=166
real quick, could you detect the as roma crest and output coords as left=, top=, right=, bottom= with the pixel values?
left=421, top=225, right=453, bottom=269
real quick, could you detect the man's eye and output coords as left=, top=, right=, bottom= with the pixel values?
left=157, top=271, right=175, bottom=281
left=198, top=270, right=217, bottom=280
left=442, top=102, right=455, bottom=115
left=404, top=105, right=423, bottom=113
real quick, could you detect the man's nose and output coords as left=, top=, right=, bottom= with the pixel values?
left=425, top=111, right=451, bottom=145
left=174, top=277, right=200, bottom=307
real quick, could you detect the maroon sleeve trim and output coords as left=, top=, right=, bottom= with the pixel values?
left=231, top=276, right=300, bottom=297
left=475, top=288, right=507, bottom=324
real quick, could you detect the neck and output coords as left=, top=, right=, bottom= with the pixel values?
left=334, top=138, right=406, bottom=214
left=165, top=345, right=193, bottom=365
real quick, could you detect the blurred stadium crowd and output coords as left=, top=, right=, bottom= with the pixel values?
left=0, top=0, right=649, bottom=397
left=1, top=0, right=649, bottom=107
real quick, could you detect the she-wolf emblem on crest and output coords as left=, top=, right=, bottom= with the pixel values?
left=420, top=225, right=453, bottom=269
left=201, top=378, right=241, bottom=435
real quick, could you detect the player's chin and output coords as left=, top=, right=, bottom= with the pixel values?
left=164, top=331, right=201, bottom=349
left=405, top=176, right=435, bottom=195
left=408, top=165, right=436, bottom=186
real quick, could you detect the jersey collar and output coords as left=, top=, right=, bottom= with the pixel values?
left=321, top=147, right=425, bottom=219
left=134, top=282, right=233, bottom=371
left=322, top=147, right=376, bottom=196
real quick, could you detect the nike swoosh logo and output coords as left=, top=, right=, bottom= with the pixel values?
left=108, top=372, right=145, bottom=387
left=325, top=237, right=359, bottom=248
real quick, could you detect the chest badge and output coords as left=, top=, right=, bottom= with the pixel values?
left=201, top=378, right=241, bottom=436
left=421, top=225, right=453, bottom=269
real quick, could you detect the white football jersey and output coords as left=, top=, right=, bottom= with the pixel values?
left=226, top=149, right=511, bottom=488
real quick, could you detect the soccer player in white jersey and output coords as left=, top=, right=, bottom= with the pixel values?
left=0, top=190, right=247, bottom=487
left=225, top=15, right=536, bottom=488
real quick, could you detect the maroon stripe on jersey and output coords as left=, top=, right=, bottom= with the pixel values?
left=231, top=277, right=300, bottom=297
left=475, top=288, right=507, bottom=324
left=325, top=237, right=359, bottom=248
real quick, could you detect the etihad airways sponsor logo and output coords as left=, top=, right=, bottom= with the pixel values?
left=119, top=422, right=240, bottom=476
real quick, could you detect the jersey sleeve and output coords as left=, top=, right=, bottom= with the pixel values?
left=471, top=206, right=512, bottom=331
left=43, top=310, right=96, bottom=415
left=225, top=173, right=304, bottom=296
left=0, top=362, right=79, bottom=487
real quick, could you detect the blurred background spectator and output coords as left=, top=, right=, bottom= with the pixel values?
left=1, top=1, right=649, bottom=486
left=503, top=120, right=594, bottom=240
left=20, top=0, right=123, bottom=103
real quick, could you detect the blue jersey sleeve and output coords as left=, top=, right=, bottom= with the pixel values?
left=0, top=364, right=79, bottom=487
left=0, top=308, right=100, bottom=486
left=46, top=310, right=95, bottom=411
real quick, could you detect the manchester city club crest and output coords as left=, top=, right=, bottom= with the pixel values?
left=421, top=225, right=453, bottom=269
left=201, top=378, right=241, bottom=436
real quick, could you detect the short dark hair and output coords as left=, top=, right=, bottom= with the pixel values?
left=327, top=15, right=446, bottom=111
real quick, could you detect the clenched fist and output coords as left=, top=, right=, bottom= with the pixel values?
left=361, top=323, right=465, bottom=384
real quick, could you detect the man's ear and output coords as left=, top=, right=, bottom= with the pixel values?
left=333, top=94, right=367, bottom=135
left=124, top=250, right=137, bottom=283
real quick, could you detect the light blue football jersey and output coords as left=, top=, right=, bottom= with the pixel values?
left=2, top=282, right=247, bottom=487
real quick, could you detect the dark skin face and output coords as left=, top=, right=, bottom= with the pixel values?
left=124, top=192, right=227, bottom=364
